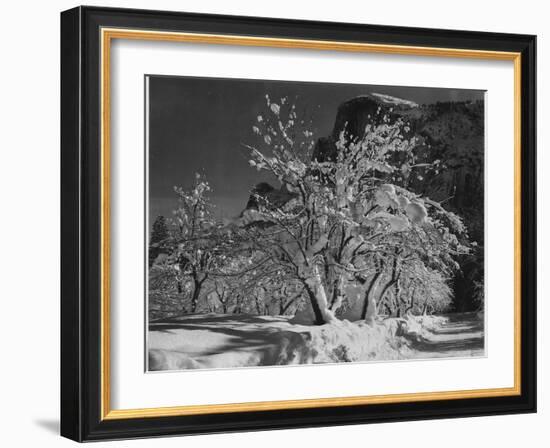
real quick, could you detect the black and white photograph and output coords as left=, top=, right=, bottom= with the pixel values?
left=146, top=76, right=485, bottom=371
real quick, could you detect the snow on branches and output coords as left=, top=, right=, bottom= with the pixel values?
left=149, top=95, right=472, bottom=325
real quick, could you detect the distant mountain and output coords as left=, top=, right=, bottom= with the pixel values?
left=244, top=182, right=297, bottom=211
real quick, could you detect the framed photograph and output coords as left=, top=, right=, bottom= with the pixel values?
left=60, top=6, right=536, bottom=442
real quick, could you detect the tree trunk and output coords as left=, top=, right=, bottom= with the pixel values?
left=190, top=283, right=200, bottom=313
left=422, top=300, right=429, bottom=315
left=377, top=279, right=397, bottom=309
left=190, top=271, right=206, bottom=313
left=254, top=295, right=263, bottom=315
left=177, top=278, right=185, bottom=312
left=404, top=286, right=417, bottom=315
left=302, top=283, right=324, bottom=324
left=302, top=265, right=336, bottom=325
left=394, top=279, right=401, bottom=312
left=361, top=271, right=382, bottom=324
left=329, top=275, right=345, bottom=312
left=376, top=254, right=400, bottom=313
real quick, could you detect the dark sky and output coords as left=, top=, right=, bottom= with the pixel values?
left=148, top=75, right=484, bottom=223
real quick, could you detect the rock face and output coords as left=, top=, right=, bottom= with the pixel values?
left=313, top=94, right=484, bottom=223
left=245, top=182, right=297, bottom=211
left=313, top=93, right=419, bottom=162
left=312, top=94, right=484, bottom=239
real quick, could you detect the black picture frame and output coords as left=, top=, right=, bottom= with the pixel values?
left=61, top=5, right=536, bottom=442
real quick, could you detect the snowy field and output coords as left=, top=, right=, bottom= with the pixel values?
left=148, top=312, right=484, bottom=371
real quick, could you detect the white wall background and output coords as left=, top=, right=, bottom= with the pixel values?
left=0, top=0, right=546, bottom=446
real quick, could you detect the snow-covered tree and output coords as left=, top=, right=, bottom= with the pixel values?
left=240, top=96, right=469, bottom=324
left=149, top=215, right=169, bottom=268
left=167, top=173, right=223, bottom=313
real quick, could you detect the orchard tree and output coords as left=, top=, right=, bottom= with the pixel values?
left=168, top=173, right=224, bottom=313
left=240, top=95, right=469, bottom=324
left=149, top=215, right=169, bottom=268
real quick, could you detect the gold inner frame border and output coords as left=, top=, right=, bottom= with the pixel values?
left=99, top=27, right=522, bottom=421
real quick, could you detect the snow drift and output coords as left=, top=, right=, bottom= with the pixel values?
left=148, top=313, right=481, bottom=371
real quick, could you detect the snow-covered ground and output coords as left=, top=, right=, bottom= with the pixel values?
left=148, top=312, right=484, bottom=371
